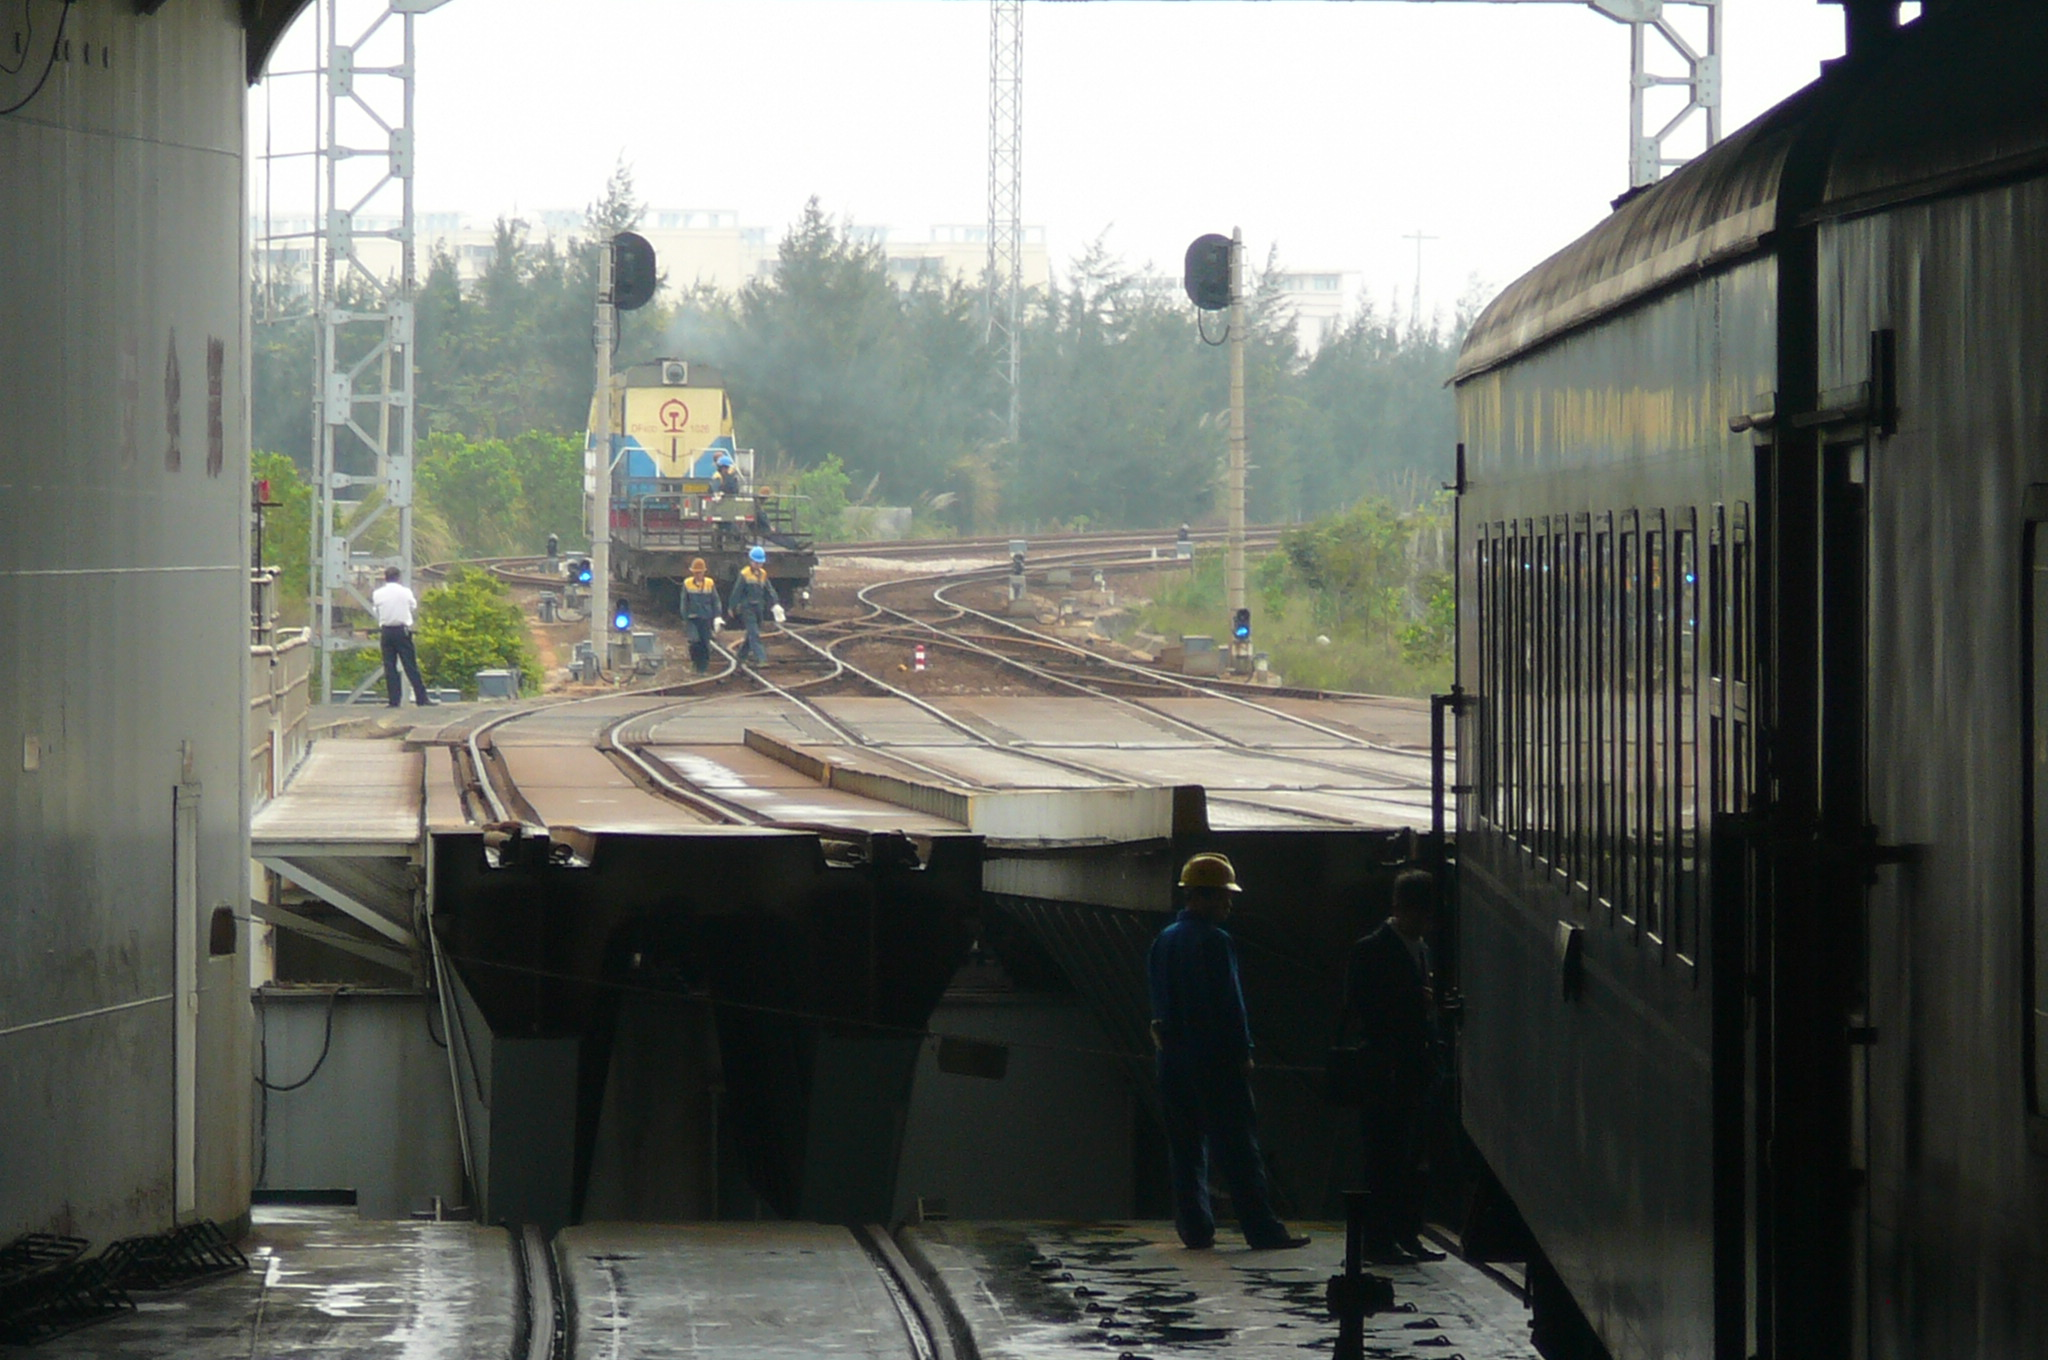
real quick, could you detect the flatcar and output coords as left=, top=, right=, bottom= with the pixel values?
left=1450, top=3, right=2047, bottom=1357
left=586, top=358, right=817, bottom=607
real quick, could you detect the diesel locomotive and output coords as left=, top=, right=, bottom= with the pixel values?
left=586, top=358, right=817, bottom=608
left=1451, top=3, right=2047, bottom=1356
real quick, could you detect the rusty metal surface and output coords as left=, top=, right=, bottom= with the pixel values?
left=493, top=744, right=717, bottom=833
left=422, top=746, right=470, bottom=832
left=808, top=695, right=990, bottom=746
left=1203, top=799, right=1356, bottom=831
left=857, top=744, right=1118, bottom=790
left=294, top=686, right=1440, bottom=845
left=640, top=693, right=845, bottom=746
left=1135, top=696, right=1363, bottom=747
left=1233, top=695, right=1436, bottom=748
left=643, top=745, right=961, bottom=832
left=251, top=739, right=422, bottom=850
left=939, top=694, right=1190, bottom=746
left=1048, top=745, right=1396, bottom=794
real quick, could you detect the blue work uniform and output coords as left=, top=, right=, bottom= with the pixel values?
left=681, top=574, right=722, bottom=674
left=1147, top=909, right=1294, bottom=1249
left=729, top=565, right=779, bottom=665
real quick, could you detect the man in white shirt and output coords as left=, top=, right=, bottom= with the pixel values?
left=371, top=567, right=434, bottom=707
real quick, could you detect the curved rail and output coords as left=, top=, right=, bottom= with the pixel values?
left=516, top=1224, right=564, bottom=1360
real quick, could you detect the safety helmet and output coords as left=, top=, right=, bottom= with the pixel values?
left=1178, top=852, right=1241, bottom=893
left=749, top=545, right=767, bottom=564
left=717, top=454, right=733, bottom=468
left=689, top=557, right=708, bottom=574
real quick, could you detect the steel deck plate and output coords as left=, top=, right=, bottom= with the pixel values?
left=1258, top=695, right=1434, bottom=747
left=646, top=746, right=964, bottom=832
left=643, top=693, right=853, bottom=746
left=494, top=745, right=716, bottom=832
left=808, top=695, right=986, bottom=745
left=941, top=693, right=1194, bottom=745
left=251, top=739, right=421, bottom=852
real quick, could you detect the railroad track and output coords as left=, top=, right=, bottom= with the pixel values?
left=813, top=522, right=1293, bottom=559
left=510, top=1223, right=953, bottom=1360
left=431, top=525, right=1420, bottom=840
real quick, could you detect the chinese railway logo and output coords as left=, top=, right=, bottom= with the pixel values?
left=659, top=398, right=690, bottom=433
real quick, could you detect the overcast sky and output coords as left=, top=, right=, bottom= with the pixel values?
left=256, top=0, right=1855, bottom=322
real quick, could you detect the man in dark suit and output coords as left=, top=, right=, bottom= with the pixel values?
left=1340, top=868, right=1446, bottom=1263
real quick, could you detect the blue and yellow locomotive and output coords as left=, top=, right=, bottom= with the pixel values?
left=586, top=358, right=816, bottom=608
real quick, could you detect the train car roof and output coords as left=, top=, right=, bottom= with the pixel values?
left=1454, top=0, right=2048, bottom=384
left=1452, top=91, right=1811, bottom=383
left=1822, top=2, right=2048, bottom=220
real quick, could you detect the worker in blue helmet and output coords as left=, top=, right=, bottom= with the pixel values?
left=713, top=452, right=741, bottom=498
left=728, top=544, right=782, bottom=665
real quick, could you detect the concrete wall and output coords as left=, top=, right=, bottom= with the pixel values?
left=894, top=994, right=1135, bottom=1223
left=255, top=990, right=464, bottom=1220
left=0, top=0, right=254, bottom=1242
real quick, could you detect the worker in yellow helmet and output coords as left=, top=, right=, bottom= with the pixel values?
left=681, top=557, right=722, bottom=674
left=1146, top=852, right=1309, bottom=1252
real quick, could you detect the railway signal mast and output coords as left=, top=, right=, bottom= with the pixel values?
left=590, top=230, right=658, bottom=674
left=1183, top=230, right=1251, bottom=674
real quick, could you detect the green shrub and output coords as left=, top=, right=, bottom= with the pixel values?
left=415, top=568, right=542, bottom=697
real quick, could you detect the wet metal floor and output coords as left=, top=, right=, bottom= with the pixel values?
left=557, top=1222, right=911, bottom=1358
left=8, top=1215, right=1538, bottom=1359
left=903, top=1220, right=1539, bottom=1360
left=8, top=1207, right=516, bottom=1360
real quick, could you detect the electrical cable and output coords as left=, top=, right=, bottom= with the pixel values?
left=1197, top=308, right=1230, bottom=347
left=255, top=985, right=347, bottom=1092
left=0, top=0, right=70, bottom=117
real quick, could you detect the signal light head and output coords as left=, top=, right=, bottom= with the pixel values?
left=1232, top=607, right=1252, bottom=641
left=612, top=602, right=632, bottom=632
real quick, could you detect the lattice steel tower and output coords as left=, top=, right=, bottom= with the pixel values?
left=986, top=0, right=1024, bottom=447
left=262, top=0, right=451, bottom=703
